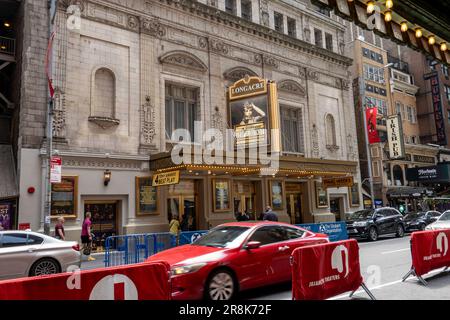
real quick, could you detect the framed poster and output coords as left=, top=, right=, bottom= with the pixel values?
left=269, top=180, right=284, bottom=210
left=0, top=203, right=12, bottom=230
left=349, top=183, right=361, bottom=207
left=135, top=176, right=158, bottom=216
left=315, top=182, right=328, bottom=208
left=213, top=179, right=231, bottom=212
left=51, top=176, right=78, bottom=219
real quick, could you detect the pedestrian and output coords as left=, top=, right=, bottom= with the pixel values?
left=263, top=206, right=278, bottom=222
left=55, top=217, right=65, bottom=241
left=169, top=214, right=181, bottom=246
left=81, top=212, right=95, bottom=261
left=236, top=210, right=250, bottom=222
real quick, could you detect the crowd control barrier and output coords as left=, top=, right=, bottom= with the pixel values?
left=291, top=239, right=375, bottom=300
left=104, top=231, right=209, bottom=267
left=296, top=222, right=348, bottom=242
left=402, top=230, right=450, bottom=285
left=0, top=262, right=171, bottom=300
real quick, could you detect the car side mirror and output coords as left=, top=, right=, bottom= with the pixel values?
left=245, top=241, right=261, bottom=250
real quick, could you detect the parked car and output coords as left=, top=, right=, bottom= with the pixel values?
left=146, top=221, right=329, bottom=300
left=403, top=211, right=442, bottom=232
left=0, top=231, right=81, bottom=280
left=425, top=210, right=450, bottom=231
left=346, top=207, right=405, bottom=241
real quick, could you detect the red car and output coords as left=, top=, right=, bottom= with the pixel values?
left=146, top=221, right=329, bottom=300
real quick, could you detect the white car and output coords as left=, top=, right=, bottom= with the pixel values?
left=0, top=230, right=81, bottom=280
left=425, top=211, right=450, bottom=231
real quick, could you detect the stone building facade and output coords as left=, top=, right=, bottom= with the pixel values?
left=18, top=0, right=363, bottom=243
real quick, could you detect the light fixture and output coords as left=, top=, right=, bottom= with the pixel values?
left=384, top=11, right=392, bottom=22
left=400, top=22, right=408, bottom=32
left=103, top=170, right=111, bottom=186
left=428, top=36, right=436, bottom=45
left=386, top=0, right=393, bottom=9
left=440, top=42, right=447, bottom=52
left=4, top=22, right=11, bottom=28
left=366, top=1, right=375, bottom=14
left=0, top=45, right=6, bottom=50
left=415, top=28, right=422, bottom=38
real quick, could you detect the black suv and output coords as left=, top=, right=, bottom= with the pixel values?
left=346, top=207, right=405, bottom=241
left=403, top=211, right=442, bottom=232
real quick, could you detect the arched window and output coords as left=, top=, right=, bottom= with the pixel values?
left=93, top=68, right=115, bottom=118
left=325, top=114, right=337, bottom=147
left=393, top=165, right=404, bottom=186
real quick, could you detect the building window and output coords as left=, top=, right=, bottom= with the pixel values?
left=372, top=161, right=380, bottom=177
left=325, top=33, right=333, bottom=51
left=325, top=114, right=337, bottom=147
left=406, top=106, right=416, bottom=123
left=364, top=64, right=385, bottom=84
left=225, top=0, right=236, bottom=15
left=314, top=28, right=323, bottom=48
left=241, top=0, right=252, bottom=21
left=165, top=83, right=199, bottom=141
left=93, top=68, right=115, bottom=118
left=393, top=165, right=404, bottom=186
left=274, top=12, right=284, bottom=33
left=443, top=65, right=449, bottom=78
left=445, top=85, right=450, bottom=101
left=366, top=97, right=387, bottom=116
left=287, top=17, right=296, bottom=38
left=281, top=107, right=304, bottom=154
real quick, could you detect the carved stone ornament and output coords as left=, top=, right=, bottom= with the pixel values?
left=52, top=90, right=67, bottom=138
left=88, top=116, right=120, bottom=129
left=260, top=0, right=269, bottom=27
left=254, top=54, right=263, bottom=65
left=223, top=67, right=258, bottom=83
left=198, top=37, right=208, bottom=49
left=307, top=70, right=319, bottom=81
left=141, top=18, right=166, bottom=38
left=347, top=134, right=357, bottom=161
left=278, top=80, right=306, bottom=96
left=210, top=39, right=230, bottom=55
left=211, top=106, right=225, bottom=133
left=303, top=28, right=311, bottom=43
left=326, top=144, right=340, bottom=152
left=311, top=124, right=320, bottom=158
left=141, top=95, right=156, bottom=145
left=159, top=51, right=208, bottom=72
left=342, top=80, right=350, bottom=91
left=263, top=55, right=279, bottom=69
left=128, top=16, right=139, bottom=30
left=60, top=0, right=85, bottom=11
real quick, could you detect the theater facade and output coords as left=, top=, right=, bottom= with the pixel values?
left=18, top=0, right=363, bottom=243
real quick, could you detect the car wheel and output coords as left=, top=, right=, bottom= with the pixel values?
left=205, top=269, right=237, bottom=301
left=395, top=224, right=405, bottom=238
left=368, top=227, right=378, bottom=241
left=30, top=258, right=61, bottom=277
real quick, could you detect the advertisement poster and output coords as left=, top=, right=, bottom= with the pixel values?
left=51, top=176, right=77, bottom=218
left=366, top=107, right=380, bottom=144
left=136, top=177, right=158, bottom=215
left=0, top=204, right=11, bottom=230
left=316, top=182, right=329, bottom=208
left=213, top=179, right=231, bottom=212
left=270, top=181, right=284, bottom=210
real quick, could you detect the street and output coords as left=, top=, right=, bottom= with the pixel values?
left=241, top=235, right=450, bottom=300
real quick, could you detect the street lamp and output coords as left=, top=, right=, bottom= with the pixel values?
left=360, top=63, right=393, bottom=209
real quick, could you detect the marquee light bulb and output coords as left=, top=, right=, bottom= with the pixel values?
left=386, top=0, right=393, bottom=9
left=400, top=22, right=408, bottom=32
left=440, top=42, right=447, bottom=52
left=384, top=11, right=392, bottom=22
left=428, top=36, right=436, bottom=45
left=367, top=1, right=375, bottom=14
left=415, top=28, right=422, bottom=38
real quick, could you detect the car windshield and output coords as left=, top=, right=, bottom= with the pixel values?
left=192, top=226, right=250, bottom=248
left=405, top=212, right=425, bottom=220
left=347, top=210, right=374, bottom=220
left=438, top=212, right=450, bottom=221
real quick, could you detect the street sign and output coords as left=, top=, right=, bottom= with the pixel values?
left=322, top=176, right=354, bottom=189
left=50, top=156, right=62, bottom=183
left=152, top=171, right=180, bottom=187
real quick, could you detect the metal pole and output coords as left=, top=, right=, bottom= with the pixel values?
left=360, top=77, right=375, bottom=209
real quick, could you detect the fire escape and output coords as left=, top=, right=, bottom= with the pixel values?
left=0, top=35, right=15, bottom=110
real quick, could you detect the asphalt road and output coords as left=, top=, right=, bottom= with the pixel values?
left=81, top=234, right=450, bottom=300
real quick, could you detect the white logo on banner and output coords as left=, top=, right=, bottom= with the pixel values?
left=89, top=274, right=138, bottom=300
left=191, top=233, right=203, bottom=243
left=437, top=233, right=448, bottom=256
left=331, top=245, right=349, bottom=278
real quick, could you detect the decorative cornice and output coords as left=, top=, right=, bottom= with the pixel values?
left=278, top=80, right=306, bottom=96
left=159, top=50, right=208, bottom=72
left=223, top=67, right=259, bottom=82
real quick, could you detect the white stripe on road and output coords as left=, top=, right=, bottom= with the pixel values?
left=381, top=248, right=410, bottom=255
left=327, top=268, right=446, bottom=300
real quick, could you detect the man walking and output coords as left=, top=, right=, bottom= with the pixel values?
left=263, top=206, right=278, bottom=222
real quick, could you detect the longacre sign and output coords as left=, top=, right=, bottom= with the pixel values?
left=322, top=177, right=354, bottom=189
left=152, top=171, right=180, bottom=187
left=229, top=76, right=267, bottom=101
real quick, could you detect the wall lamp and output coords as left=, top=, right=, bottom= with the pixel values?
left=104, top=170, right=112, bottom=186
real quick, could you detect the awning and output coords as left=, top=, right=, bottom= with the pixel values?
left=0, top=145, right=18, bottom=199
left=386, top=186, right=431, bottom=198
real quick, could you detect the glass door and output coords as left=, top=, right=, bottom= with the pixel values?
left=84, top=201, right=118, bottom=252
left=167, top=196, right=197, bottom=231
left=286, top=194, right=302, bottom=225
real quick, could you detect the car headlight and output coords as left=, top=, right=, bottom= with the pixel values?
left=425, top=226, right=433, bottom=231
left=171, top=263, right=207, bottom=276
left=354, top=221, right=368, bottom=227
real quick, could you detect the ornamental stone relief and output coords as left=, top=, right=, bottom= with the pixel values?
left=311, top=124, right=320, bottom=158
left=278, top=80, right=306, bottom=97
left=141, top=96, right=156, bottom=145
left=141, top=18, right=166, bottom=38
left=260, top=0, right=270, bottom=27
left=52, top=90, right=66, bottom=139
left=210, top=39, right=230, bottom=55
left=223, top=67, right=258, bottom=83
left=211, top=106, right=225, bottom=133
left=159, top=51, right=208, bottom=72
left=347, top=134, right=357, bottom=161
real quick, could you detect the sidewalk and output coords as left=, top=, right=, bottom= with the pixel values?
left=80, top=252, right=106, bottom=270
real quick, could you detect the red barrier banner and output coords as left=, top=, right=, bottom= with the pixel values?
left=0, top=262, right=171, bottom=300
left=411, top=230, right=450, bottom=277
left=292, top=239, right=364, bottom=300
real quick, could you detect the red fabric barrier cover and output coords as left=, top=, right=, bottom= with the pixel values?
left=292, top=239, right=363, bottom=300
left=411, top=230, right=450, bottom=277
left=0, top=262, right=171, bottom=300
